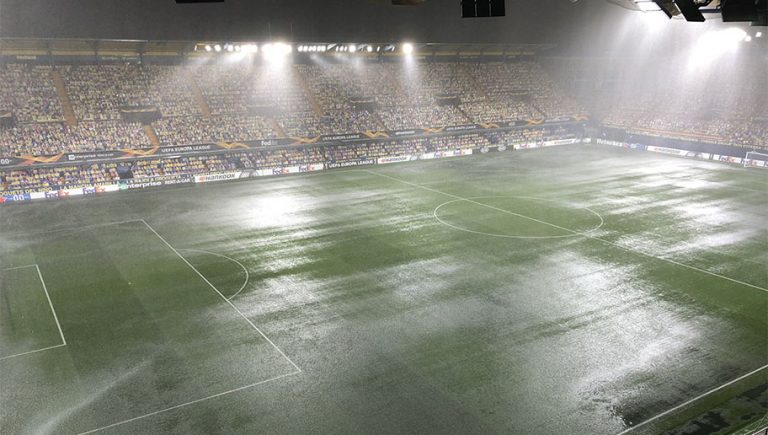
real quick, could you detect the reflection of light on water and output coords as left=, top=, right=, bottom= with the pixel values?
left=671, top=199, right=738, bottom=227
left=495, top=250, right=734, bottom=432
left=373, top=258, right=460, bottom=304
left=246, top=194, right=308, bottom=229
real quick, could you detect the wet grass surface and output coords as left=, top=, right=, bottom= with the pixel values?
left=1, top=145, right=766, bottom=434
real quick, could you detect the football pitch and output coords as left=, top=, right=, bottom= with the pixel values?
left=1, top=144, right=766, bottom=434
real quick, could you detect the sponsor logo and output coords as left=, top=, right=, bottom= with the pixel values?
left=45, top=191, right=59, bottom=199
left=445, top=125, right=478, bottom=132
left=393, top=130, right=418, bottom=136
left=194, top=172, right=242, bottom=183
left=66, top=152, right=121, bottom=161
left=1, top=193, right=31, bottom=203
left=0, top=158, right=12, bottom=166
left=327, top=159, right=375, bottom=169
left=322, top=134, right=363, bottom=141
left=159, top=144, right=215, bottom=154
left=378, top=155, right=412, bottom=164
left=498, top=145, right=507, bottom=152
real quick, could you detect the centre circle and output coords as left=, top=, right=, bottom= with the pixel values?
left=433, top=196, right=604, bottom=239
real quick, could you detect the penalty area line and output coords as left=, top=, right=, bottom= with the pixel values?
left=177, top=248, right=250, bottom=300
left=0, top=343, right=67, bottom=362
left=76, top=369, right=301, bottom=435
left=139, top=219, right=301, bottom=372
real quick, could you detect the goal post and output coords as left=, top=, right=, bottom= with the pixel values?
left=744, top=151, right=768, bottom=168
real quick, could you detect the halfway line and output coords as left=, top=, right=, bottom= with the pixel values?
left=363, top=170, right=768, bottom=294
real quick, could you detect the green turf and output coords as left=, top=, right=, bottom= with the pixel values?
left=0, top=144, right=766, bottom=434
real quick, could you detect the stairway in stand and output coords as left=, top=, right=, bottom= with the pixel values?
left=143, top=125, right=162, bottom=147
left=269, top=118, right=287, bottom=138
left=294, top=68, right=324, bottom=116
left=186, top=70, right=212, bottom=118
left=51, top=69, right=77, bottom=126
left=455, top=105, right=474, bottom=124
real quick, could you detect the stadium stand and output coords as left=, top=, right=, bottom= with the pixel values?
left=0, top=125, right=585, bottom=196
left=0, top=121, right=150, bottom=156
left=1, top=59, right=586, bottom=157
left=2, top=55, right=764, bottom=181
left=153, top=115, right=277, bottom=145
left=0, top=64, right=64, bottom=123
left=59, top=64, right=200, bottom=120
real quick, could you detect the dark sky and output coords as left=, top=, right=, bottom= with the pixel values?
left=0, top=0, right=627, bottom=47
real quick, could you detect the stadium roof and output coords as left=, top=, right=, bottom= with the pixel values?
left=0, top=38, right=555, bottom=58
left=0, top=0, right=611, bottom=46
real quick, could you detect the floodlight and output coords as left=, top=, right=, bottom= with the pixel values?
left=349, top=44, right=357, bottom=52
left=634, top=1, right=661, bottom=11
left=205, top=44, right=212, bottom=52
left=757, top=32, right=763, bottom=38
left=402, top=43, right=414, bottom=54
left=262, top=42, right=292, bottom=63
left=214, top=44, right=222, bottom=52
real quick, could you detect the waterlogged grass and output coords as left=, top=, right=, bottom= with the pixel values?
left=0, top=145, right=765, bottom=434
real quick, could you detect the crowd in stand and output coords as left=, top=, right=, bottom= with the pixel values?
left=0, top=64, right=64, bottom=123
left=564, top=57, right=768, bottom=149
left=3, top=56, right=766, bottom=160
left=0, top=125, right=585, bottom=195
left=378, top=106, right=468, bottom=130
left=192, top=64, right=311, bottom=114
left=60, top=64, right=200, bottom=120
left=1, top=59, right=586, bottom=156
left=0, top=121, right=150, bottom=156
left=460, top=101, right=540, bottom=124
left=153, top=115, right=277, bottom=145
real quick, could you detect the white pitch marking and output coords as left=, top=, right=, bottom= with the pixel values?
left=433, top=195, right=604, bottom=239
left=615, top=363, right=768, bottom=434
left=139, top=220, right=301, bottom=372
left=77, top=369, right=301, bottom=435
left=364, top=170, right=768, bottom=294
left=0, top=264, right=68, bottom=361
left=0, top=343, right=67, bottom=362
left=35, top=264, right=67, bottom=345
left=177, top=248, right=250, bottom=300
left=1, top=264, right=38, bottom=271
